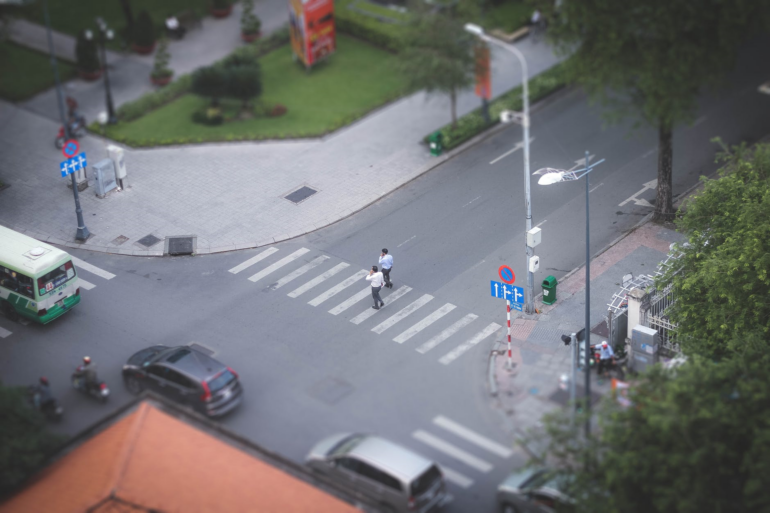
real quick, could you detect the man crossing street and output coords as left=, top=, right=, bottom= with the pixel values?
left=366, top=265, right=385, bottom=310
left=379, top=248, right=393, bottom=289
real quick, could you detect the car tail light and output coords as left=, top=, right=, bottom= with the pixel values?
left=227, top=367, right=238, bottom=379
left=200, top=381, right=212, bottom=402
left=38, top=309, right=47, bottom=317
left=75, top=288, right=80, bottom=296
left=407, top=497, right=416, bottom=510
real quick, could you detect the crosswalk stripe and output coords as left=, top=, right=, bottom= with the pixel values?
left=328, top=287, right=371, bottom=315
left=288, top=263, right=349, bottom=298
left=350, top=285, right=413, bottom=325
left=433, top=416, right=513, bottom=458
left=0, top=326, right=12, bottom=338
left=308, top=270, right=369, bottom=306
left=412, top=430, right=493, bottom=473
left=77, top=278, right=96, bottom=290
left=273, top=255, right=329, bottom=289
left=438, top=323, right=502, bottom=365
left=372, top=294, right=433, bottom=334
left=70, top=256, right=115, bottom=280
left=248, top=248, right=310, bottom=283
left=439, top=466, right=474, bottom=489
left=415, top=314, right=478, bottom=354
left=228, top=247, right=279, bottom=274
left=393, top=303, right=456, bottom=344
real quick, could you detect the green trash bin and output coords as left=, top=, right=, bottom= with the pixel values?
left=542, top=275, right=558, bottom=305
left=428, top=131, right=444, bottom=156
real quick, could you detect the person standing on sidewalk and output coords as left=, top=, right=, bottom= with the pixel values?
left=366, top=265, right=385, bottom=310
left=597, top=341, right=615, bottom=377
left=379, top=248, right=393, bottom=289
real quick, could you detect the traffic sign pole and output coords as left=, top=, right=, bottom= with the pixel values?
left=506, top=300, right=512, bottom=369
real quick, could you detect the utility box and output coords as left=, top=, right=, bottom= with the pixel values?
left=630, top=325, right=660, bottom=373
left=529, top=255, right=540, bottom=273
left=92, top=158, right=118, bottom=198
left=107, top=145, right=127, bottom=189
left=527, top=227, right=542, bottom=248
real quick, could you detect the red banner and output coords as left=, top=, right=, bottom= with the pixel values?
left=289, top=0, right=336, bottom=67
left=474, top=44, right=491, bottom=100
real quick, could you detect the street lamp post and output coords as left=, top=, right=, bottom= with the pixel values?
left=535, top=151, right=605, bottom=437
left=464, top=24, right=535, bottom=315
left=88, top=18, right=116, bottom=124
left=43, top=0, right=90, bottom=241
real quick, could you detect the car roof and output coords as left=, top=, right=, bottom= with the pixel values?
left=348, top=435, right=433, bottom=482
left=154, top=346, right=226, bottom=381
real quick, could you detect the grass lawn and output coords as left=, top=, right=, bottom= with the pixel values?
left=482, top=1, right=531, bottom=33
left=349, top=0, right=411, bottom=23
left=104, top=34, right=409, bottom=146
left=0, top=42, right=76, bottom=102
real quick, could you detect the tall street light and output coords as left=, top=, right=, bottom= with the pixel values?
left=87, top=17, right=117, bottom=124
left=535, top=151, right=605, bottom=437
left=464, top=23, right=535, bottom=315
left=43, top=0, right=90, bottom=241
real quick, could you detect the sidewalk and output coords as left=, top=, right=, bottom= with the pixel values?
left=0, top=22, right=561, bottom=256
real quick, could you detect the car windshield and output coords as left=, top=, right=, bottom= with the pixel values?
left=411, top=464, right=442, bottom=496
left=207, top=369, right=236, bottom=393
left=330, top=434, right=365, bottom=457
left=523, top=470, right=572, bottom=493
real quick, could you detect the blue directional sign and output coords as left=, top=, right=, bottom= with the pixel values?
left=490, top=280, right=524, bottom=303
left=59, top=152, right=87, bottom=177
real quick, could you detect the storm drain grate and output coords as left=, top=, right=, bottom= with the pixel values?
left=165, top=235, right=196, bottom=256
left=308, top=376, right=354, bottom=405
left=136, top=234, right=162, bottom=248
left=285, top=186, right=317, bottom=204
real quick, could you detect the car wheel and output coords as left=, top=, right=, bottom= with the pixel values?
left=125, top=376, right=143, bottom=395
left=501, top=504, right=520, bottom=513
left=1, top=302, right=19, bottom=322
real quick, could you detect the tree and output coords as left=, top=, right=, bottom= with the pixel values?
left=75, top=30, right=100, bottom=73
left=0, top=383, right=64, bottom=496
left=240, top=0, right=262, bottom=36
left=132, top=9, right=155, bottom=47
left=656, top=142, right=770, bottom=360
left=538, top=0, right=768, bottom=223
left=117, top=0, right=135, bottom=35
left=151, top=36, right=173, bottom=80
left=397, top=6, right=475, bottom=128
left=527, top=347, right=770, bottom=513
left=191, top=65, right=228, bottom=106
left=226, top=65, right=262, bottom=110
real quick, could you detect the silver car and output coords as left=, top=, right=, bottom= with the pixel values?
left=497, top=468, right=575, bottom=513
left=307, top=433, right=447, bottom=513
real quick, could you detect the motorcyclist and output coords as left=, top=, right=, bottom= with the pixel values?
left=74, top=356, right=98, bottom=391
left=597, top=341, right=615, bottom=377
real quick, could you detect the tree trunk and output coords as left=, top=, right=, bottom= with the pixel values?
left=118, top=0, right=135, bottom=33
left=450, top=87, right=457, bottom=129
left=653, top=121, right=675, bottom=223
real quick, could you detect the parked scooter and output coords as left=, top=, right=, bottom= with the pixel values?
left=27, top=378, right=64, bottom=421
left=54, top=115, right=87, bottom=149
left=72, top=359, right=110, bottom=403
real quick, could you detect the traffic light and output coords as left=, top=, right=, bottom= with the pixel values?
left=578, top=341, right=587, bottom=369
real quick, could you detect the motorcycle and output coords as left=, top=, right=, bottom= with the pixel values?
left=71, top=370, right=110, bottom=403
left=54, top=115, right=87, bottom=149
left=27, top=384, right=64, bottom=421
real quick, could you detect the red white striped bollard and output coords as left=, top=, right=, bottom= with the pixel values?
left=506, top=299, right=512, bottom=369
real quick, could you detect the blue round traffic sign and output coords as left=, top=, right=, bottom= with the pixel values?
left=62, top=139, right=79, bottom=159
left=499, top=265, right=515, bottom=284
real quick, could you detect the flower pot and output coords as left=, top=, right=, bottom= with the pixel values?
left=131, top=42, right=156, bottom=55
left=151, top=74, right=173, bottom=86
left=210, top=5, right=233, bottom=18
left=241, top=31, right=261, bottom=42
left=78, top=68, right=103, bottom=81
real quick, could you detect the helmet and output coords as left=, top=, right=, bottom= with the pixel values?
left=39, top=377, right=49, bottom=385
left=83, top=356, right=91, bottom=364
left=601, top=341, right=608, bottom=348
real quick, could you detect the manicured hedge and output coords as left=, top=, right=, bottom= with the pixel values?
left=334, top=0, right=406, bottom=52
left=425, top=60, right=570, bottom=151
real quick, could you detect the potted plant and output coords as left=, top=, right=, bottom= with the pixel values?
left=150, top=37, right=173, bottom=86
left=131, top=10, right=156, bottom=54
left=240, top=0, right=261, bottom=42
left=75, top=30, right=102, bottom=81
left=210, top=0, right=233, bottom=18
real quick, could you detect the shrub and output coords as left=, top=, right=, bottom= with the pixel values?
left=269, top=104, right=287, bottom=117
left=241, top=0, right=262, bottom=35
left=132, top=10, right=155, bottom=47
left=115, top=74, right=191, bottom=122
left=226, top=65, right=262, bottom=109
left=75, top=30, right=100, bottom=72
left=151, top=37, right=173, bottom=79
left=335, top=15, right=402, bottom=53
left=192, top=107, right=224, bottom=126
left=192, top=65, right=228, bottom=106
left=212, top=0, right=232, bottom=9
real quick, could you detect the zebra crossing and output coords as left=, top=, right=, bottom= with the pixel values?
left=410, top=415, right=514, bottom=489
left=228, top=247, right=502, bottom=366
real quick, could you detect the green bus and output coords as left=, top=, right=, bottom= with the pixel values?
left=0, top=226, right=81, bottom=324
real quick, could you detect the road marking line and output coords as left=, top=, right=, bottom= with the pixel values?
left=228, top=247, right=279, bottom=274
left=308, top=270, right=369, bottom=306
left=350, top=286, right=413, bottom=325
left=416, top=314, right=478, bottom=354
left=589, top=182, right=604, bottom=193
left=439, top=323, right=502, bottom=365
left=329, top=287, right=372, bottom=315
left=70, top=256, right=115, bottom=280
left=248, top=248, right=310, bottom=283
left=534, top=219, right=547, bottom=228
left=489, top=137, right=535, bottom=165
left=77, top=278, right=96, bottom=290
left=397, top=235, right=416, bottom=248
left=288, top=263, right=349, bottom=298
left=273, top=255, right=329, bottom=289
left=372, top=294, right=433, bottom=334
left=439, top=466, right=474, bottom=489
left=461, top=196, right=481, bottom=208
left=412, top=430, right=493, bottom=473
left=0, top=326, right=12, bottom=338
left=393, top=303, right=456, bottom=344
left=433, top=416, right=513, bottom=458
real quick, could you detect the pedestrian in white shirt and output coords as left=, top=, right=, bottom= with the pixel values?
left=366, top=265, right=385, bottom=310
left=379, top=248, right=393, bottom=289
left=597, top=341, right=615, bottom=377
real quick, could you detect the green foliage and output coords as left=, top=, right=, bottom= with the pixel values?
left=191, top=65, right=228, bottom=106
left=334, top=0, right=407, bottom=52
left=656, top=142, right=770, bottom=360
left=211, top=0, right=232, bottom=9
left=0, top=42, right=77, bottom=102
left=241, top=0, right=261, bottom=35
left=0, top=383, right=65, bottom=496
left=528, top=348, right=770, bottom=513
left=132, top=10, right=155, bottom=47
left=75, top=30, right=100, bottom=72
left=226, top=65, right=262, bottom=108
left=151, top=36, right=172, bottom=79
left=480, top=0, right=530, bottom=33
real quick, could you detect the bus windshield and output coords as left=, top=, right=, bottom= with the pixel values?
left=37, top=260, right=76, bottom=297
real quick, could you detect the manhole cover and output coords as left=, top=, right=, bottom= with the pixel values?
left=285, top=186, right=317, bottom=204
left=136, top=234, right=162, bottom=248
left=308, top=377, right=353, bottom=405
left=166, top=236, right=196, bottom=256
left=111, top=235, right=129, bottom=246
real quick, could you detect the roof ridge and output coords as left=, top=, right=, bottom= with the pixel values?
left=107, top=402, right=151, bottom=501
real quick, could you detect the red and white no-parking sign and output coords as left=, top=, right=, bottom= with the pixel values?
left=62, top=139, right=79, bottom=159
left=498, top=265, right=515, bottom=284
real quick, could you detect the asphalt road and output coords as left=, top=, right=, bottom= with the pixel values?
left=2, top=35, right=769, bottom=512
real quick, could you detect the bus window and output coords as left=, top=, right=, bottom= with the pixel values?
left=37, top=260, right=76, bottom=297
left=0, top=266, right=34, bottom=299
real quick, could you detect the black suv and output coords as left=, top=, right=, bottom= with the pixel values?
left=123, top=345, right=243, bottom=417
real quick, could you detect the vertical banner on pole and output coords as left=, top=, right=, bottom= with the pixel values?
left=474, top=43, right=491, bottom=100
left=289, top=0, right=336, bottom=69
